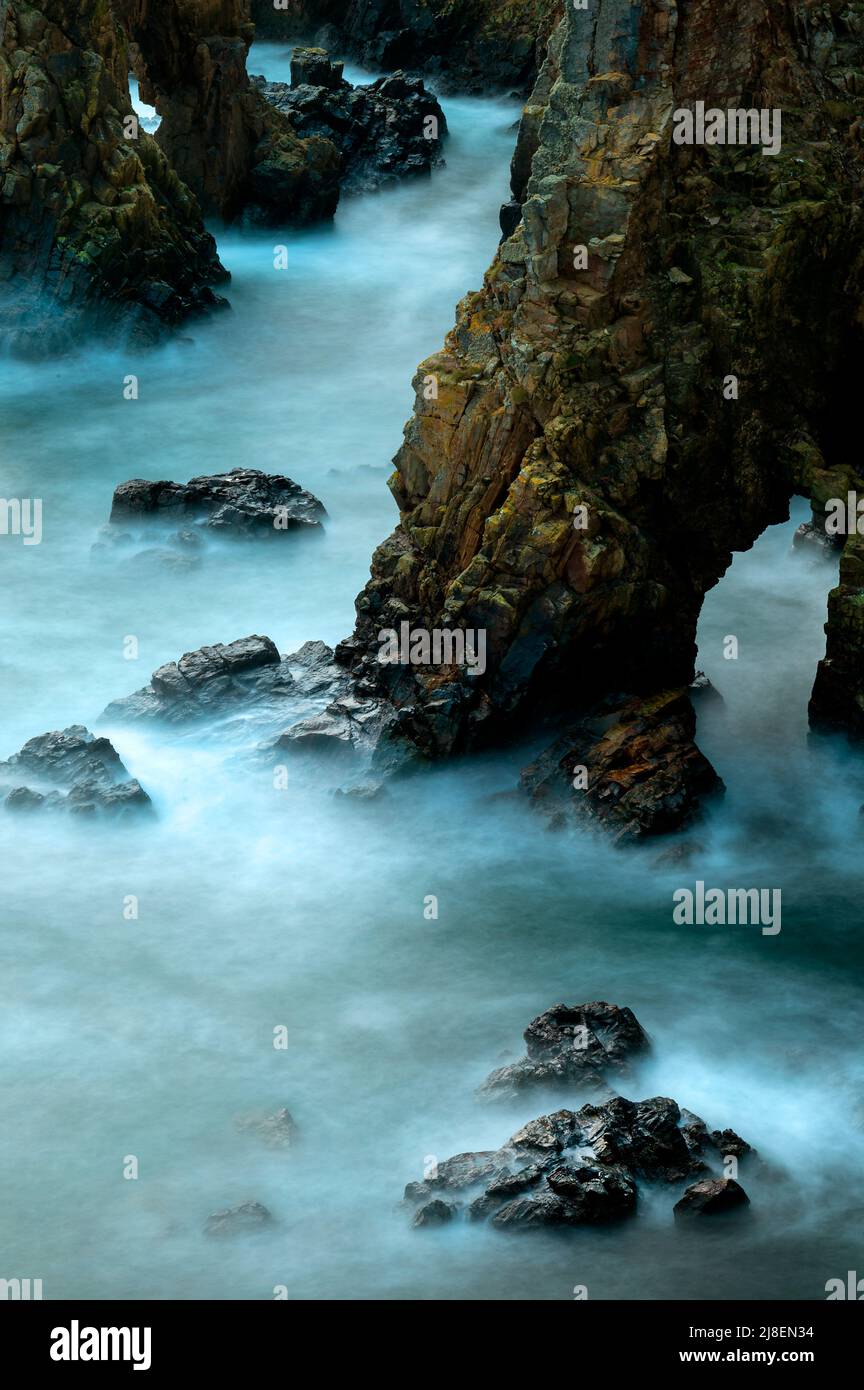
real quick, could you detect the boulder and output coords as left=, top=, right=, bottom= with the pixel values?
left=520, top=692, right=723, bottom=844
left=0, top=727, right=152, bottom=818
left=203, top=1201, right=274, bottom=1237
left=252, top=60, right=447, bottom=196
left=412, top=1199, right=457, bottom=1228
left=478, top=1000, right=649, bottom=1100
left=109, top=468, right=326, bottom=537
left=673, top=1178, right=750, bottom=1220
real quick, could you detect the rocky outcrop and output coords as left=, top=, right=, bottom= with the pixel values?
left=478, top=999, right=649, bottom=1100
left=0, top=0, right=229, bottom=352
left=810, top=533, right=864, bottom=735
left=115, top=0, right=341, bottom=224
left=673, top=1176, right=750, bottom=1219
left=0, top=726, right=152, bottom=817
left=520, top=690, right=723, bottom=842
left=336, top=0, right=864, bottom=813
left=103, top=634, right=293, bottom=724
left=108, top=468, right=326, bottom=535
left=406, top=1094, right=750, bottom=1231
left=252, top=50, right=447, bottom=195
left=250, top=0, right=563, bottom=95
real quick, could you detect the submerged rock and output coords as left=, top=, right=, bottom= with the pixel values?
left=405, top=1095, right=751, bottom=1232
left=520, top=691, right=723, bottom=843
left=0, top=727, right=151, bottom=818
left=203, top=1200, right=273, bottom=1238
left=478, top=1000, right=649, bottom=1100
left=252, top=54, right=447, bottom=195
left=234, top=1107, right=298, bottom=1149
left=673, top=1177, right=750, bottom=1220
left=109, top=468, right=326, bottom=537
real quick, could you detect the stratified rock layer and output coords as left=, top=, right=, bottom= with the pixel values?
left=339, top=0, right=864, bottom=795
left=0, top=0, right=228, bottom=351
left=116, top=0, right=341, bottom=224
left=520, top=690, right=723, bottom=842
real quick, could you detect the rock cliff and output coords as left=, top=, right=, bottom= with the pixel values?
left=0, top=0, right=228, bottom=351
left=250, top=0, right=563, bottom=94
left=338, top=0, right=864, bottom=796
left=115, top=0, right=341, bottom=223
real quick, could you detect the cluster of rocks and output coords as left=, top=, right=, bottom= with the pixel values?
left=405, top=999, right=753, bottom=1232
left=477, top=1001, right=650, bottom=1101
left=519, top=691, right=724, bottom=844
left=252, top=49, right=447, bottom=196
left=0, top=727, right=152, bottom=819
left=249, top=0, right=559, bottom=95
left=407, top=1095, right=751, bottom=1231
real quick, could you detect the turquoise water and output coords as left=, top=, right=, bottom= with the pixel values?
left=0, top=56, right=861, bottom=1301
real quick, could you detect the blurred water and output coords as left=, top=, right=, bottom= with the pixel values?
left=1, top=68, right=862, bottom=1301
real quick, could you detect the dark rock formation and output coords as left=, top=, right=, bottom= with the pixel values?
left=203, top=1200, right=273, bottom=1236
left=520, top=691, right=723, bottom=843
left=0, top=0, right=228, bottom=352
left=810, top=533, right=864, bottom=736
left=103, top=634, right=291, bottom=724
left=249, top=0, right=563, bottom=95
left=108, top=468, right=326, bottom=536
left=335, top=0, right=864, bottom=813
left=478, top=1000, right=649, bottom=1100
left=405, top=1095, right=750, bottom=1231
left=115, top=0, right=341, bottom=224
left=0, top=726, right=152, bottom=818
left=412, top=1198, right=456, bottom=1228
left=251, top=50, right=447, bottom=195
left=673, top=1177, right=750, bottom=1220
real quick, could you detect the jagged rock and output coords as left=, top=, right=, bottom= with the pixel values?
left=689, top=672, right=722, bottom=704
left=0, top=0, right=228, bottom=353
left=336, top=0, right=864, bottom=792
left=203, top=1200, right=273, bottom=1237
left=252, top=57, right=447, bottom=195
left=478, top=1000, right=649, bottom=1100
left=114, top=1, right=341, bottom=225
left=108, top=468, right=326, bottom=537
left=234, top=1107, right=298, bottom=1149
left=793, top=521, right=842, bottom=556
left=520, top=692, right=723, bottom=843
left=250, top=1, right=561, bottom=95
left=103, top=635, right=291, bottom=724
left=405, top=1094, right=750, bottom=1232
left=0, top=727, right=152, bottom=818
left=673, top=1178, right=750, bottom=1220
left=412, top=1198, right=457, bottom=1228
